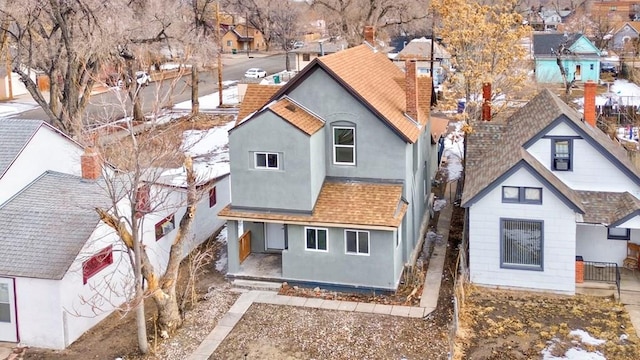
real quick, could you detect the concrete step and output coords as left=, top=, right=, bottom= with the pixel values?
left=621, top=290, right=640, bottom=306
left=232, top=279, right=282, bottom=292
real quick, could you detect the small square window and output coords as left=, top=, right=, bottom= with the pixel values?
left=608, top=227, right=631, bottom=240
left=302, top=53, right=310, bottom=61
left=155, top=214, right=175, bottom=241
left=255, top=152, right=279, bottom=169
left=524, top=188, right=541, bottom=202
left=502, top=187, right=520, bottom=201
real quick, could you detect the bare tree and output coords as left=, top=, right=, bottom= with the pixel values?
left=0, top=0, right=128, bottom=136
left=312, top=0, right=429, bottom=46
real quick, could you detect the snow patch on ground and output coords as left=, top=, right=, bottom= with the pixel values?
left=443, top=121, right=465, bottom=181
left=215, top=225, right=228, bottom=273
left=433, top=199, right=447, bottom=212
left=541, top=330, right=607, bottom=360
left=173, top=85, right=239, bottom=111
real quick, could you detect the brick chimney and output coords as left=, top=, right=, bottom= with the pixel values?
left=584, top=81, right=597, bottom=127
left=405, top=60, right=418, bottom=121
left=81, top=147, right=102, bottom=180
left=363, top=26, right=375, bottom=45
left=417, top=76, right=432, bottom=122
left=481, top=82, right=491, bottom=121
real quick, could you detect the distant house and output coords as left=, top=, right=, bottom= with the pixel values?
left=393, top=37, right=452, bottom=85
left=221, top=24, right=267, bottom=53
left=532, top=33, right=601, bottom=83
left=290, top=38, right=349, bottom=72
left=612, top=21, right=640, bottom=51
left=0, top=118, right=231, bottom=349
left=524, top=8, right=571, bottom=31
left=462, top=83, right=640, bottom=295
left=220, top=44, right=440, bottom=292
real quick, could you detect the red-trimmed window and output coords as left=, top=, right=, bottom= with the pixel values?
left=82, top=245, right=113, bottom=284
left=209, top=187, right=217, bottom=208
left=155, top=214, right=175, bottom=241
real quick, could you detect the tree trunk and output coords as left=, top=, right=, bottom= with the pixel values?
left=153, top=286, right=183, bottom=335
left=191, top=66, right=199, bottom=114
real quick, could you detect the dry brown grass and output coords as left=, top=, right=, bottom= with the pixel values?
left=457, top=285, right=640, bottom=359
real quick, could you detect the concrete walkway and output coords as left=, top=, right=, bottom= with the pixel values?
left=187, top=184, right=456, bottom=360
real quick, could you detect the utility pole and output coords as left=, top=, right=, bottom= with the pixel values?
left=1, top=19, right=13, bottom=100
left=216, top=1, right=223, bottom=107
left=246, top=12, right=250, bottom=57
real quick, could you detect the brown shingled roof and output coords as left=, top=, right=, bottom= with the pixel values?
left=578, top=191, right=640, bottom=225
left=268, top=98, right=324, bottom=135
left=430, top=116, right=450, bottom=143
left=219, top=180, right=407, bottom=229
left=236, top=84, right=281, bottom=125
left=462, top=88, right=640, bottom=209
left=317, top=45, right=427, bottom=142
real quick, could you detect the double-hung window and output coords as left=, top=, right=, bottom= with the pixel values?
left=502, top=186, right=542, bottom=204
left=255, top=152, right=279, bottom=169
left=345, top=230, right=369, bottom=255
left=552, top=139, right=572, bottom=171
left=305, top=227, right=328, bottom=251
left=209, top=187, right=217, bottom=208
left=501, top=219, right=543, bottom=270
left=333, top=127, right=355, bottom=165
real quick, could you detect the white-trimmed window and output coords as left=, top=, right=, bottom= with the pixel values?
left=345, top=230, right=369, bottom=255
left=305, top=227, right=328, bottom=251
left=501, top=218, right=543, bottom=270
left=333, top=127, right=355, bottom=165
left=255, top=152, right=279, bottom=169
left=396, top=225, right=402, bottom=248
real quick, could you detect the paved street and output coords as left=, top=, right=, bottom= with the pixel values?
left=7, top=52, right=293, bottom=123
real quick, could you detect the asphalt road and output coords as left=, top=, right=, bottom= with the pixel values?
left=12, top=52, right=293, bottom=123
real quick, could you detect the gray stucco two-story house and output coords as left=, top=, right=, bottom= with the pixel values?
left=219, top=44, right=439, bottom=291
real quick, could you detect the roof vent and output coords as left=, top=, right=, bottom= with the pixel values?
left=285, top=104, right=297, bottom=112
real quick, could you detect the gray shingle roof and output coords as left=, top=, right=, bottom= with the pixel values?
left=0, top=171, right=111, bottom=279
left=533, top=33, right=587, bottom=56
left=462, top=88, right=640, bottom=213
left=0, top=119, right=44, bottom=179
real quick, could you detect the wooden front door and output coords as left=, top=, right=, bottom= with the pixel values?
left=239, top=230, right=251, bottom=263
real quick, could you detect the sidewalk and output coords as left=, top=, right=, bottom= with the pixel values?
left=187, top=183, right=456, bottom=360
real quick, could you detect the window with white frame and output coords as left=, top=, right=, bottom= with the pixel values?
left=305, top=227, right=328, bottom=251
left=333, top=127, right=355, bottom=164
left=155, top=214, right=175, bottom=241
left=345, top=230, right=369, bottom=255
left=501, top=219, right=543, bottom=270
left=255, top=152, right=279, bottom=169
left=502, top=186, right=542, bottom=204
left=552, top=139, right=572, bottom=171
left=608, top=227, right=631, bottom=240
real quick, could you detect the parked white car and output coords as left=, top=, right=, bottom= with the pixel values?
left=244, top=68, right=267, bottom=78
left=135, top=71, right=151, bottom=86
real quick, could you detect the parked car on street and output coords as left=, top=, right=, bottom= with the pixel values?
left=600, top=62, right=618, bottom=76
left=135, top=71, right=151, bottom=86
left=244, top=68, right=267, bottom=78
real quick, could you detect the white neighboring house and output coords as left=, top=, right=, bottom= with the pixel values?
left=0, top=118, right=232, bottom=349
left=0, top=119, right=84, bottom=204
left=462, top=83, right=640, bottom=294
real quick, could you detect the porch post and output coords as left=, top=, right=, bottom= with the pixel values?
left=227, top=220, right=240, bottom=274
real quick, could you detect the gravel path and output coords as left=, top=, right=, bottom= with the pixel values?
left=210, top=303, right=450, bottom=360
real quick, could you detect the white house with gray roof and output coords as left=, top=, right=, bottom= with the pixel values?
left=0, top=119, right=84, bottom=205
left=462, top=84, right=640, bottom=294
left=0, top=118, right=231, bottom=348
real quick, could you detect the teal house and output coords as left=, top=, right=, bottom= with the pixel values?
left=533, top=33, right=601, bottom=84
